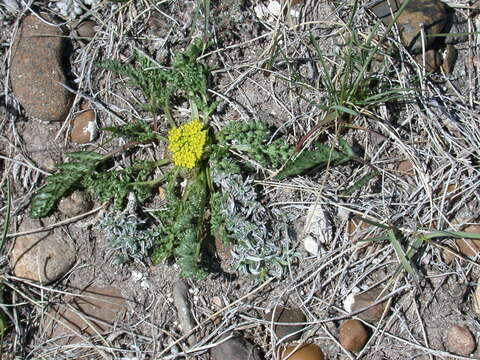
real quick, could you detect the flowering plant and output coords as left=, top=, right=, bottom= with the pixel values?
left=168, top=120, right=207, bottom=169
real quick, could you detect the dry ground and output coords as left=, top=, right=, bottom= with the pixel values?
left=0, top=0, right=480, bottom=359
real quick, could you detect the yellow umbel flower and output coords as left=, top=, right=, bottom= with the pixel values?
left=168, top=120, right=207, bottom=169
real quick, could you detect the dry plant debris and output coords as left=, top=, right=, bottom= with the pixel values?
left=0, top=0, right=479, bottom=358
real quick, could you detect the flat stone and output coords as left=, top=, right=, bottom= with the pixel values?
left=9, top=218, right=76, bottom=284
left=264, top=306, right=306, bottom=341
left=211, top=332, right=263, bottom=360
left=350, top=287, right=388, bottom=322
left=11, top=14, right=73, bottom=122
left=339, top=319, right=369, bottom=352
left=43, top=285, right=129, bottom=344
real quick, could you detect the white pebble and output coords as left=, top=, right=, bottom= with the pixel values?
left=303, top=235, right=319, bottom=256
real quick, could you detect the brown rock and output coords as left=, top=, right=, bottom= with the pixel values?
left=455, top=224, right=480, bottom=257
left=280, top=343, right=324, bottom=360
left=264, top=306, right=306, bottom=341
left=43, top=285, right=129, bottom=344
left=211, top=332, right=263, bottom=360
left=446, top=325, right=476, bottom=355
left=346, top=218, right=372, bottom=244
left=58, top=190, right=93, bottom=217
left=395, top=0, right=448, bottom=53
left=11, top=14, right=72, bottom=122
left=415, top=49, right=442, bottom=72
left=339, top=320, right=369, bottom=352
left=70, top=109, right=97, bottom=144
left=397, top=159, right=415, bottom=176
left=350, top=287, right=388, bottom=322
left=9, top=218, right=76, bottom=284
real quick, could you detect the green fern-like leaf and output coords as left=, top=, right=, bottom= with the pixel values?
left=275, top=140, right=355, bottom=180
left=30, top=152, right=103, bottom=218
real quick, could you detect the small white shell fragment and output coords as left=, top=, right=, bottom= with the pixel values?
left=304, top=204, right=332, bottom=244
left=267, top=0, right=282, bottom=17
left=344, top=288, right=361, bottom=312
left=303, top=235, right=319, bottom=256
left=131, top=270, right=143, bottom=282
left=253, top=3, right=269, bottom=19
left=344, top=293, right=356, bottom=312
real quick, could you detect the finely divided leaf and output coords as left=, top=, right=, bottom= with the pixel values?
left=276, top=141, right=355, bottom=180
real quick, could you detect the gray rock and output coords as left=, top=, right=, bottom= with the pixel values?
left=264, top=306, right=306, bottom=341
left=10, top=14, right=73, bottom=122
left=211, top=332, right=263, bottom=360
left=9, top=218, right=76, bottom=284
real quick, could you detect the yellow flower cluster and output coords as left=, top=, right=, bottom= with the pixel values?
left=168, top=120, right=207, bottom=169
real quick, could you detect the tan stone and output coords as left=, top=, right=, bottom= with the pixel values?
left=10, top=218, right=76, bottom=284
left=11, top=14, right=73, bottom=122
left=339, top=319, right=369, bottom=352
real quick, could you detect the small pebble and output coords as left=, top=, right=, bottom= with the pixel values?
left=280, top=343, right=324, bottom=360
left=70, top=109, right=97, bottom=144
left=339, top=319, right=368, bottom=352
left=446, top=325, right=476, bottom=356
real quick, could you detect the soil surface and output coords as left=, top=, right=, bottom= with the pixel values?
left=0, top=0, right=480, bottom=359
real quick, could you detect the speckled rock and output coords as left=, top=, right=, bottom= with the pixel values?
left=11, top=14, right=72, bottom=122
left=70, top=109, right=97, bottom=144
left=395, top=0, right=448, bottom=53
left=9, top=218, right=76, bottom=283
left=339, top=319, right=369, bottom=352
left=264, top=306, right=307, bottom=341
left=58, top=190, right=93, bottom=217
left=446, top=325, right=476, bottom=356
left=211, top=332, right=263, bottom=360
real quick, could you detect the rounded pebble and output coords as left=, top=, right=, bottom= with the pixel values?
left=339, top=319, right=368, bottom=352
left=446, top=325, right=476, bottom=356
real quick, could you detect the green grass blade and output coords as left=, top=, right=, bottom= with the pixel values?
left=342, top=171, right=379, bottom=196
left=388, top=229, right=420, bottom=285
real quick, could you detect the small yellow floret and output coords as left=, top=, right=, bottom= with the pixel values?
left=168, top=120, right=207, bottom=169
